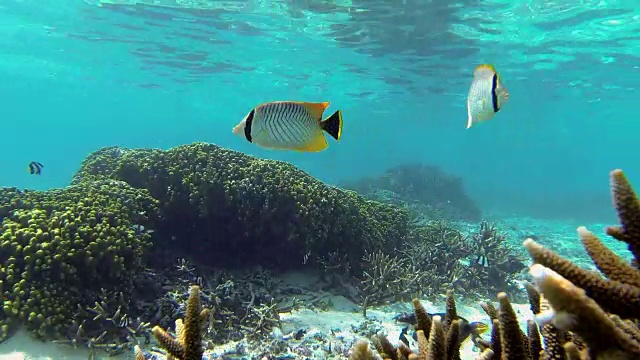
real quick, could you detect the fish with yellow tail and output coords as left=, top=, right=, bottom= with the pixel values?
left=233, top=101, right=343, bottom=152
left=466, top=64, right=509, bottom=129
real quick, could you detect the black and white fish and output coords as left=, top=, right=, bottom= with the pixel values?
left=466, top=64, right=509, bottom=129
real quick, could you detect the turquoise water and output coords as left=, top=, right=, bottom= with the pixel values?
left=1, top=0, right=638, bottom=222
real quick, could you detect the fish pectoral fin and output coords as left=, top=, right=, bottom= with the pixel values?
left=292, top=132, right=328, bottom=152
left=466, top=114, right=474, bottom=129
left=300, top=102, right=330, bottom=119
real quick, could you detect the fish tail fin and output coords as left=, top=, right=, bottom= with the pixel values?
left=320, top=110, right=343, bottom=140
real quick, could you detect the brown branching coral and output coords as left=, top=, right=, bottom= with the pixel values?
left=144, top=285, right=210, bottom=360
left=402, top=221, right=523, bottom=299
left=350, top=169, right=640, bottom=360
left=521, top=168, right=640, bottom=359
left=605, top=169, right=640, bottom=262
left=529, top=265, right=640, bottom=359
left=56, top=288, right=151, bottom=357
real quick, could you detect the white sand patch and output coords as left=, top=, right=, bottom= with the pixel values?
left=0, top=329, right=127, bottom=360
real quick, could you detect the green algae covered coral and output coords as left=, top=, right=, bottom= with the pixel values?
left=0, top=179, right=157, bottom=341
left=71, top=143, right=410, bottom=270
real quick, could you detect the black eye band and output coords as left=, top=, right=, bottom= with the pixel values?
left=244, top=109, right=255, bottom=142
left=491, top=74, right=499, bottom=112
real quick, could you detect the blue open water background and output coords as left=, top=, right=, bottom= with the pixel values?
left=1, top=0, right=638, bottom=222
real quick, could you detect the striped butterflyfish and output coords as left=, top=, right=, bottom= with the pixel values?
left=466, top=64, right=509, bottom=129
left=28, top=161, right=44, bottom=175
left=233, top=101, right=343, bottom=152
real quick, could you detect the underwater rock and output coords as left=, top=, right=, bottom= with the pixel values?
left=342, top=163, right=482, bottom=222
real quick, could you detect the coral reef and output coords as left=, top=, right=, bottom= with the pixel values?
left=155, top=259, right=283, bottom=345
left=342, top=163, right=481, bottom=222
left=321, top=220, right=525, bottom=310
left=348, top=168, right=640, bottom=359
left=71, top=143, right=411, bottom=272
left=0, top=179, right=157, bottom=346
left=0, top=143, right=528, bottom=358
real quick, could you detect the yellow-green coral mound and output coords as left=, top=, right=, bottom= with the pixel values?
left=0, top=179, right=157, bottom=341
left=72, top=143, right=410, bottom=269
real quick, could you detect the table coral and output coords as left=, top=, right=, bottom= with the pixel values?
left=0, top=179, right=157, bottom=343
left=71, top=143, right=411, bottom=272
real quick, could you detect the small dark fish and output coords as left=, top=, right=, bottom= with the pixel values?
left=28, top=161, right=44, bottom=175
left=393, top=312, right=417, bottom=324
left=399, top=326, right=410, bottom=346
left=475, top=254, right=489, bottom=267
left=293, top=328, right=306, bottom=340
left=394, top=311, right=488, bottom=345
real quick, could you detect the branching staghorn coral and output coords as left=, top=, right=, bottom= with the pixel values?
left=150, top=262, right=284, bottom=346
left=321, top=220, right=524, bottom=311
left=360, top=250, right=426, bottom=310
left=477, top=169, right=640, bottom=359
left=54, top=288, right=151, bottom=357
left=464, top=221, right=526, bottom=295
left=143, top=284, right=210, bottom=360
left=401, top=221, right=523, bottom=299
left=400, top=221, right=472, bottom=297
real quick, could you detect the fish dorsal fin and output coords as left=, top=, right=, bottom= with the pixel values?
left=299, top=102, right=329, bottom=120
left=474, top=64, right=496, bottom=73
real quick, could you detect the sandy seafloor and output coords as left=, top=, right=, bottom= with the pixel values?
left=0, top=215, right=630, bottom=360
